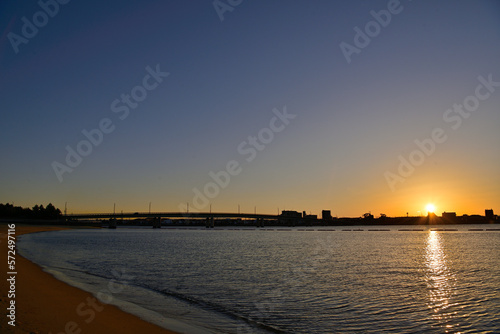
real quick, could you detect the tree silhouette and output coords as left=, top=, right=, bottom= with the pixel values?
left=0, top=202, right=62, bottom=219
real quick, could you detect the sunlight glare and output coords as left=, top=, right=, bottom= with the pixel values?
left=426, top=203, right=436, bottom=214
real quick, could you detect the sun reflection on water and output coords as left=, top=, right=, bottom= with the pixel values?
left=425, top=231, right=459, bottom=333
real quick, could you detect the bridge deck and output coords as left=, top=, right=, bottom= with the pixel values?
left=66, top=212, right=279, bottom=220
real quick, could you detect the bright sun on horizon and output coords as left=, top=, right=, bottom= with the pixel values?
left=426, top=203, right=436, bottom=214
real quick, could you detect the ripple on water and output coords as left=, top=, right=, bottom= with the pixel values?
left=17, top=226, right=500, bottom=334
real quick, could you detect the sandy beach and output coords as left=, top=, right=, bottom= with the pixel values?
left=0, top=224, right=178, bottom=334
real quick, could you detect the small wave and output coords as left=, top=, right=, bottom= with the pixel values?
left=155, top=287, right=288, bottom=333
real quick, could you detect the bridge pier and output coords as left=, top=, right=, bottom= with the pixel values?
left=205, top=216, right=214, bottom=228
left=108, top=218, right=117, bottom=229
left=153, top=217, right=161, bottom=228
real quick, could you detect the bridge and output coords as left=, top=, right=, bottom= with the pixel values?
left=66, top=212, right=278, bottom=220
left=65, top=211, right=281, bottom=228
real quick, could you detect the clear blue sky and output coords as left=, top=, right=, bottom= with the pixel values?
left=1, top=0, right=499, bottom=216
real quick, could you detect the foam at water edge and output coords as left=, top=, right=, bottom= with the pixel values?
left=42, top=267, right=215, bottom=334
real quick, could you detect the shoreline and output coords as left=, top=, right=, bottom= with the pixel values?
left=1, top=224, right=179, bottom=334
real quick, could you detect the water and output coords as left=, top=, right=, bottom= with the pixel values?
left=18, top=225, right=500, bottom=333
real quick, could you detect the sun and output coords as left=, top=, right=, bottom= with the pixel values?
left=426, top=203, right=436, bottom=214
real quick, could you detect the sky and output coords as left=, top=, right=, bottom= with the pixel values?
left=1, top=0, right=499, bottom=217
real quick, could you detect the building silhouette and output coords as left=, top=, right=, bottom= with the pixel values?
left=322, top=210, right=332, bottom=220
left=280, top=210, right=301, bottom=218
left=442, top=212, right=456, bottom=220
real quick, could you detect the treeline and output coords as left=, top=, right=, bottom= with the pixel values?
left=0, top=203, right=62, bottom=219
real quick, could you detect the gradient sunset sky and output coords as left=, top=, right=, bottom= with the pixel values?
left=1, top=0, right=499, bottom=217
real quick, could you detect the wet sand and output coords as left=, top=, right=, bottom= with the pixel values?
left=0, top=224, right=178, bottom=334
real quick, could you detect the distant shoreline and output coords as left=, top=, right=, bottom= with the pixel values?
left=3, top=214, right=497, bottom=228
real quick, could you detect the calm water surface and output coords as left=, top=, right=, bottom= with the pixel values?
left=18, top=226, right=500, bottom=333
